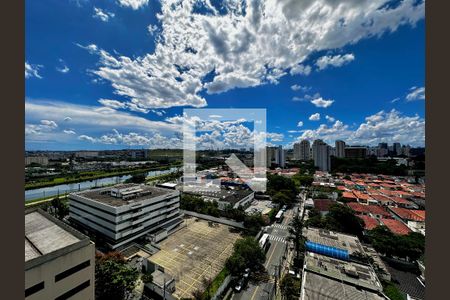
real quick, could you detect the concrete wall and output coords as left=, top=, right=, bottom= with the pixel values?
left=211, top=275, right=232, bottom=300
left=25, top=242, right=95, bottom=300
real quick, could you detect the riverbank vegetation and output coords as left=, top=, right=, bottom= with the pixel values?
left=25, top=164, right=180, bottom=190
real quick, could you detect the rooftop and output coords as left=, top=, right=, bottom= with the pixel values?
left=304, top=252, right=383, bottom=292
left=25, top=209, right=89, bottom=267
left=347, top=203, right=391, bottom=218
left=302, top=261, right=386, bottom=300
left=313, top=199, right=335, bottom=212
left=74, top=184, right=175, bottom=207
left=304, top=227, right=365, bottom=256
left=380, top=218, right=411, bottom=235
left=389, top=207, right=425, bottom=222
left=358, top=215, right=380, bottom=230
left=185, top=189, right=253, bottom=205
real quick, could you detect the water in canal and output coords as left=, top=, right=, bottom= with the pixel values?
left=25, top=167, right=179, bottom=202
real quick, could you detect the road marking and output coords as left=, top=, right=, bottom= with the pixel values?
left=250, top=285, right=260, bottom=300
left=265, top=241, right=279, bottom=268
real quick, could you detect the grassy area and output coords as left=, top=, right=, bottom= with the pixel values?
left=25, top=195, right=69, bottom=208
left=202, top=267, right=229, bottom=300
left=25, top=164, right=181, bottom=190
left=382, top=281, right=407, bottom=300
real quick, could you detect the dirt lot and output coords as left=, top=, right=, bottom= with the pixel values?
left=149, top=217, right=241, bottom=299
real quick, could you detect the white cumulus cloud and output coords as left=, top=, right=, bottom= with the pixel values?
left=309, top=113, right=321, bottom=121
left=80, top=0, right=424, bottom=109
left=296, top=109, right=424, bottom=146
left=25, top=62, right=43, bottom=79
left=311, top=97, right=334, bottom=108
left=316, top=53, right=355, bottom=70
left=117, top=0, right=149, bottom=10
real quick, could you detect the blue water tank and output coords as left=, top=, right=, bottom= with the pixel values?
left=305, top=241, right=349, bottom=260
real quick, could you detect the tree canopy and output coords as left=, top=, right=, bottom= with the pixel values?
left=305, top=203, right=364, bottom=238
left=226, top=237, right=265, bottom=275
left=368, top=226, right=425, bottom=261
left=95, top=252, right=139, bottom=300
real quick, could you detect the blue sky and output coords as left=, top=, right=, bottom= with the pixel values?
left=25, top=0, right=425, bottom=150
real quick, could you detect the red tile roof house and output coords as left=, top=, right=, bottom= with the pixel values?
left=347, top=203, right=392, bottom=219
left=388, top=207, right=426, bottom=234
left=388, top=196, right=416, bottom=209
left=353, top=191, right=371, bottom=204
left=358, top=215, right=380, bottom=231
left=380, top=218, right=411, bottom=235
left=342, top=191, right=358, bottom=202
left=389, top=207, right=425, bottom=222
left=313, top=199, right=335, bottom=216
left=369, top=194, right=394, bottom=206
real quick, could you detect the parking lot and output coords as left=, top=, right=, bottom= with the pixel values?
left=149, top=217, right=241, bottom=299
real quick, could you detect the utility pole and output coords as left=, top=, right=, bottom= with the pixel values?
left=163, top=278, right=166, bottom=300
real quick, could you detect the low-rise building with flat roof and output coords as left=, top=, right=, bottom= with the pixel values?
left=301, top=252, right=388, bottom=300
left=25, top=209, right=95, bottom=300
left=184, top=189, right=254, bottom=210
left=69, top=184, right=182, bottom=249
left=303, top=227, right=366, bottom=260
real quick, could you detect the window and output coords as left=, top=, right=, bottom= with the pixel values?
left=54, top=280, right=90, bottom=300
left=25, top=281, right=44, bottom=297
left=55, top=260, right=90, bottom=282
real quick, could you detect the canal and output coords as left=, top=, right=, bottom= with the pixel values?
left=25, top=167, right=179, bottom=202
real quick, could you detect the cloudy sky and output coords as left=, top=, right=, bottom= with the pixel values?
left=26, top=0, right=425, bottom=150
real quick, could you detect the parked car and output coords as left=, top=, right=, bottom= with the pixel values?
left=234, top=277, right=247, bottom=292
left=243, top=268, right=251, bottom=278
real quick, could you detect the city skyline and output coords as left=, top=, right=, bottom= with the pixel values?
left=26, top=0, right=425, bottom=150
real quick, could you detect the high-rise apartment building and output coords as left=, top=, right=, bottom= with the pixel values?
left=296, top=140, right=311, bottom=161
left=275, top=145, right=286, bottom=168
left=393, top=142, right=402, bottom=156
left=293, top=142, right=301, bottom=160
left=335, top=140, right=346, bottom=158
left=312, top=139, right=331, bottom=172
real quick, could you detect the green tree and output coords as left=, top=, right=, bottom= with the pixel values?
left=50, top=197, right=69, bottom=220
left=141, top=273, right=153, bottom=284
left=280, top=274, right=301, bottom=299
left=125, top=173, right=147, bottom=184
left=289, top=215, right=305, bottom=271
left=325, top=203, right=364, bottom=237
left=226, top=237, right=265, bottom=275
left=95, top=252, right=139, bottom=300
left=272, top=192, right=292, bottom=207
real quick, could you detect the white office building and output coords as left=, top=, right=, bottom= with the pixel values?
left=312, top=139, right=331, bottom=172
left=25, top=209, right=95, bottom=300
left=69, top=184, right=182, bottom=249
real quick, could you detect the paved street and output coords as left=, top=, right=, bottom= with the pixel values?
left=233, top=206, right=295, bottom=300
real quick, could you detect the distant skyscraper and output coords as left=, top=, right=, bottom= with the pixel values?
left=266, top=146, right=276, bottom=166
left=293, top=142, right=301, bottom=160
left=299, top=140, right=311, bottom=160
left=335, top=140, right=346, bottom=158
left=275, top=145, right=285, bottom=168
left=312, top=139, right=331, bottom=172
left=378, top=143, right=388, bottom=150
left=393, top=142, right=402, bottom=156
